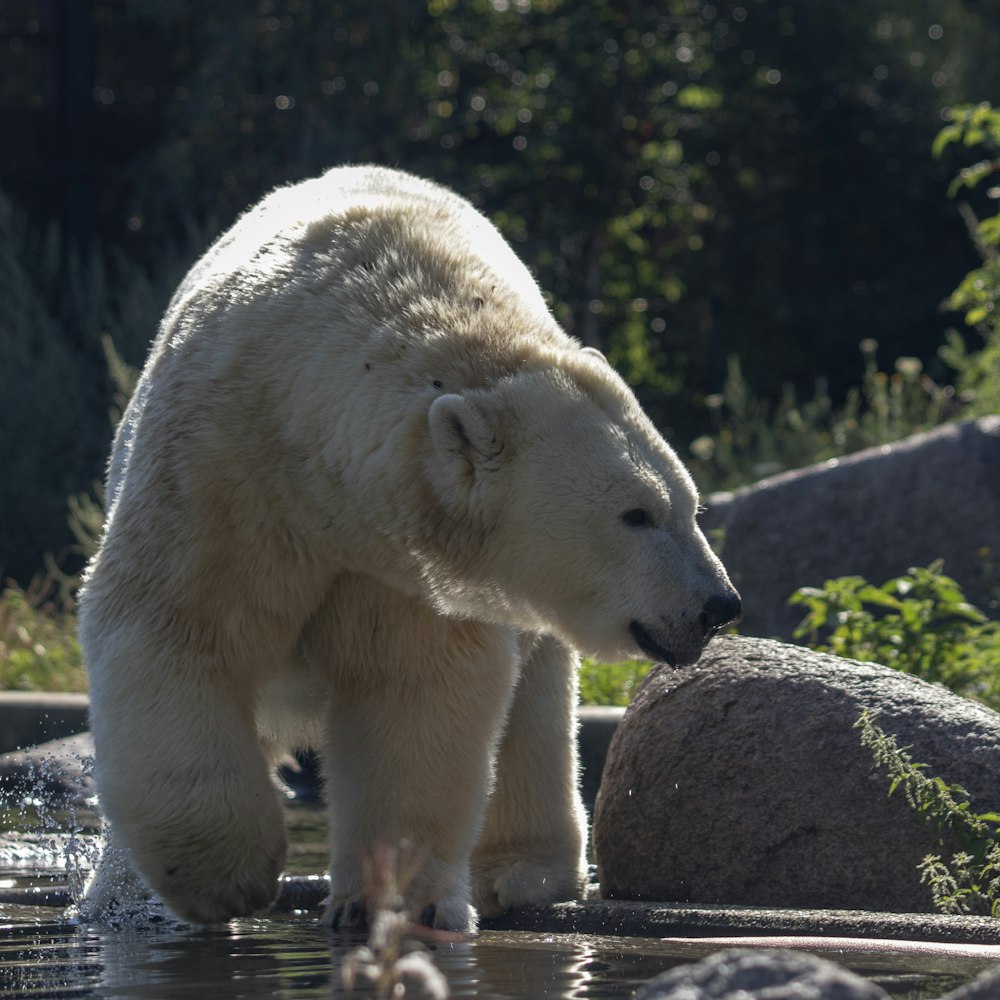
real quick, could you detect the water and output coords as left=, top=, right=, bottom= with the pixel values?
left=0, top=800, right=991, bottom=998
left=0, top=897, right=979, bottom=999
left=0, top=912, right=700, bottom=999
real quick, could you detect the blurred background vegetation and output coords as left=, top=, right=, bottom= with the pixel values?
left=1, top=0, right=999, bottom=605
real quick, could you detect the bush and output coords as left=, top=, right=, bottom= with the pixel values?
left=0, top=195, right=101, bottom=584
left=688, top=103, right=1000, bottom=495
left=687, top=340, right=959, bottom=492
left=935, top=102, right=1000, bottom=419
left=0, top=190, right=189, bottom=584
left=791, top=562, right=1000, bottom=708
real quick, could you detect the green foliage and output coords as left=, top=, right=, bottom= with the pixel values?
left=62, top=335, right=140, bottom=569
left=933, top=102, right=1000, bottom=193
left=791, top=562, right=1000, bottom=705
left=688, top=341, right=959, bottom=492
left=0, top=583, right=86, bottom=693
left=0, top=190, right=192, bottom=583
left=0, top=195, right=98, bottom=583
left=689, top=100, right=1000, bottom=494
left=6, top=2, right=1000, bottom=580
left=941, top=326, right=1000, bottom=417
left=100, top=333, right=141, bottom=429
left=857, top=711, right=1000, bottom=917
left=578, top=658, right=652, bottom=707
left=935, top=102, right=1000, bottom=418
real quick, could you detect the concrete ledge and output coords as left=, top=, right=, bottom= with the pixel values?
left=578, top=705, right=625, bottom=808
left=0, top=692, right=89, bottom=754
left=7, top=877, right=1000, bottom=951
left=479, top=899, right=1000, bottom=945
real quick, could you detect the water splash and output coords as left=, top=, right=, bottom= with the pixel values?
left=0, top=737, right=111, bottom=915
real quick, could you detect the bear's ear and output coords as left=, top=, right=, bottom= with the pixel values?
left=581, top=345, right=607, bottom=363
left=428, top=393, right=502, bottom=485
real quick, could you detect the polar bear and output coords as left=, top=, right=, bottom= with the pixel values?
left=78, top=165, right=741, bottom=931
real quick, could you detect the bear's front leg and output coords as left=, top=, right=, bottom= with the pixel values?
left=85, top=652, right=288, bottom=924
left=315, top=587, right=520, bottom=933
left=471, top=633, right=589, bottom=915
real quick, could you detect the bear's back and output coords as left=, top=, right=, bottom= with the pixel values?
left=163, top=166, right=554, bottom=350
left=108, top=166, right=578, bottom=525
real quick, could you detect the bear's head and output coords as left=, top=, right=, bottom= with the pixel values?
left=425, top=353, right=741, bottom=667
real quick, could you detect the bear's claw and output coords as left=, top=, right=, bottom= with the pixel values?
left=321, top=898, right=370, bottom=931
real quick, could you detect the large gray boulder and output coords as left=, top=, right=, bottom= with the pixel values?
left=593, top=635, right=1000, bottom=913
left=700, top=417, right=1000, bottom=640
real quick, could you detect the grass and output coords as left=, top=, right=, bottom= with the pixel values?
left=578, top=658, right=653, bottom=707
left=0, top=582, right=87, bottom=693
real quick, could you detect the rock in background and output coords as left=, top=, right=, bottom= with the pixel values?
left=701, top=417, right=1000, bottom=640
left=593, top=635, right=1000, bottom=913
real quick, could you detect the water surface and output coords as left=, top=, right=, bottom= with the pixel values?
left=0, top=801, right=987, bottom=998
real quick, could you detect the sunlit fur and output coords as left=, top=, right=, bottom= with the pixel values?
left=78, top=166, right=736, bottom=930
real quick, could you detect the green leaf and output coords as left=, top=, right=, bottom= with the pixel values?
left=933, top=123, right=963, bottom=159
left=790, top=586, right=825, bottom=602
left=979, top=217, right=1000, bottom=247
left=856, top=585, right=904, bottom=610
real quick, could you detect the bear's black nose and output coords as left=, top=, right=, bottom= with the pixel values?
left=700, top=591, right=743, bottom=637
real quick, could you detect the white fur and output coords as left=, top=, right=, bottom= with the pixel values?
left=78, top=165, right=737, bottom=930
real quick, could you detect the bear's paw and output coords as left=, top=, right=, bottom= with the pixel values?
left=472, top=856, right=584, bottom=916
left=318, top=893, right=477, bottom=934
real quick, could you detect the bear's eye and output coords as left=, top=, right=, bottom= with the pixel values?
left=621, top=508, right=651, bottom=528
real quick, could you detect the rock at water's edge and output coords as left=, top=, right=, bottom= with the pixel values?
left=594, top=635, right=1000, bottom=913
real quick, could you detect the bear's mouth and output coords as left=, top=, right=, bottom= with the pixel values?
left=629, top=621, right=677, bottom=668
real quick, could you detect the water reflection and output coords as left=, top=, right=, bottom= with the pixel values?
left=0, top=807, right=666, bottom=999
left=0, top=818, right=989, bottom=999
left=470, top=938, right=656, bottom=999
left=0, top=747, right=994, bottom=1000
left=0, top=914, right=672, bottom=1000
left=0, top=903, right=990, bottom=1000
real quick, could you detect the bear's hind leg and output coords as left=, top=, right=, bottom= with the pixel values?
left=471, top=634, right=589, bottom=915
